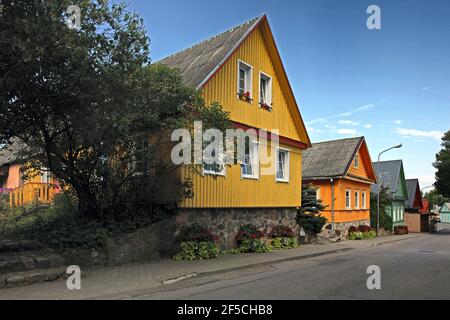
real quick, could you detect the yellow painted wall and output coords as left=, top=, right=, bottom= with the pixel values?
left=180, top=24, right=306, bottom=209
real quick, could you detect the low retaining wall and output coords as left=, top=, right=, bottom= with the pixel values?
left=100, top=207, right=298, bottom=265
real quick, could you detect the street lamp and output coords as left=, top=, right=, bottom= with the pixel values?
left=376, top=144, right=402, bottom=236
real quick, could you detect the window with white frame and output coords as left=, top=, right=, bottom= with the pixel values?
left=203, top=149, right=226, bottom=176
left=354, top=191, right=360, bottom=209
left=276, top=149, right=290, bottom=182
left=41, top=168, right=51, bottom=184
left=241, top=139, right=258, bottom=179
left=345, top=189, right=351, bottom=209
left=354, top=154, right=359, bottom=168
left=316, top=187, right=321, bottom=201
left=259, top=72, right=272, bottom=106
left=362, top=192, right=367, bottom=209
left=237, top=61, right=252, bottom=98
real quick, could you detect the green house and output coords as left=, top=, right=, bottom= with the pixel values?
left=440, top=203, right=450, bottom=223
left=372, top=160, right=408, bottom=228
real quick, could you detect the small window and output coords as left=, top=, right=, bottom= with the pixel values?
left=237, top=61, right=252, bottom=100
left=354, top=155, right=359, bottom=168
left=355, top=191, right=360, bottom=209
left=203, top=149, right=226, bottom=176
left=316, top=187, right=321, bottom=201
left=259, top=72, right=272, bottom=106
left=362, top=192, right=367, bottom=209
left=41, top=168, right=51, bottom=184
left=276, top=149, right=290, bottom=182
left=345, top=190, right=351, bottom=209
left=241, top=139, right=258, bottom=179
left=134, top=133, right=150, bottom=175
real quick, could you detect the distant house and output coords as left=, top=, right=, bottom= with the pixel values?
left=0, top=142, right=59, bottom=206
left=405, top=179, right=424, bottom=213
left=302, top=137, right=377, bottom=235
left=372, top=160, right=408, bottom=228
left=420, top=199, right=430, bottom=214
left=440, top=203, right=450, bottom=223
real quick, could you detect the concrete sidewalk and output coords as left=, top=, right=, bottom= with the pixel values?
left=0, top=233, right=424, bottom=300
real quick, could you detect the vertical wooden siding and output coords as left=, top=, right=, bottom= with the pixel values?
left=180, top=25, right=306, bottom=209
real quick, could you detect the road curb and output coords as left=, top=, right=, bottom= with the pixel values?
left=161, top=247, right=354, bottom=285
left=370, top=234, right=425, bottom=247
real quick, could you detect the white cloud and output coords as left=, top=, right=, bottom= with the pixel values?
left=337, top=128, right=358, bottom=135
left=306, top=103, right=376, bottom=125
left=364, top=124, right=373, bottom=129
left=396, top=128, right=444, bottom=141
left=395, top=120, right=403, bottom=125
left=338, top=120, right=359, bottom=126
left=422, top=86, right=431, bottom=91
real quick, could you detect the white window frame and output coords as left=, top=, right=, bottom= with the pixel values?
left=316, top=187, right=321, bottom=201
left=237, top=60, right=253, bottom=101
left=345, top=189, right=351, bottom=210
left=354, top=191, right=360, bottom=209
left=241, top=140, right=259, bottom=180
left=259, top=71, right=272, bottom=106
left=41, top=168, right=51, bottom=184
left=275, top=148, right=290, bottom=183
left=354, top=154, right=359, bottom=168
left=362, top=191, right=367, bottom=209
left=203, top=150, right=226, bottom=176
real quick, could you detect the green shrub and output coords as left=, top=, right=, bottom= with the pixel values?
left=348, top=230, right=376, bottom=240
left=269, top=225, right=295, bottom=238
left=0, top=193, right=157, bottom=250
left=238, top=238, right=271, bottom=253
left=297, top=212, right=327, bottom=234
left=177, top=223, right=219, bottom=243
left=271, top=237, right=298, bottom=250
left=173, top=241, right=219, bottom=261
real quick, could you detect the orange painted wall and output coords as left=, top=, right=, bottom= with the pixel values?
left=306, top=178, right=371, bottom=223
left=5, top=164, right=21, bottom=189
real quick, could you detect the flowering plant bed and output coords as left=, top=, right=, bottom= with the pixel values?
left=348, top=225, right=376, bottom=240
left=174, top=224, right=219, bottom=260
left=235, top=224, right=270, bottom=253
left=268, top=225, right=298, bottom=249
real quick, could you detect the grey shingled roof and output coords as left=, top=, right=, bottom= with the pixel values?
left=405, top=179, right=420, bottom=209
left=302, top=137, right=363, bottom=179
left=158, top=16, right=262, bottom=88
left=0, top=140, right=20, bottom=166
left=371, top=160, right=403, bottom=197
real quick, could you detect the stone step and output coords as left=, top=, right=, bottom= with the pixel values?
left=0, top=249, right=66, bottom=274
left=0, top=239, right=43, bottom=253
left=0, top=266, right=68, bottom=289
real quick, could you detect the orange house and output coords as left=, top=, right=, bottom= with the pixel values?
left=0, top=142, right=59, bottom=207
left=302, top=137, right=377, bottom=235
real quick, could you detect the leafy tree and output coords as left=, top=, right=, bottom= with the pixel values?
left=370, top=185, right=393, bottom=231
left=434, top=130, right=450, bottom=198
left=0, top=1, right=230, bottom=219
left=424, top=189, right=448, bottom=208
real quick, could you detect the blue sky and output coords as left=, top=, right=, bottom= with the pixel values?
left=125, top=0, right=450, bottom=188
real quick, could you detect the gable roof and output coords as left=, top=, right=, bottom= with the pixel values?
left=405, top=178, right=423, bottom=209
left=0, top=140, right=20, bottom=167
left=158, top=16, right=261, bottom=89
left=371, top=160, right=407, bottom=199
left=302, top=136, right=371, bottom=179
left=158, top=15, right=311, bottom=147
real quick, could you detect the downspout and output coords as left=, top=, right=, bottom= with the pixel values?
left=330, top=178, right=335, bottom=233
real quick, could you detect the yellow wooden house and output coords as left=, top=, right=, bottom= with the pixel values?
left=159, top=15, right=311, bottom=247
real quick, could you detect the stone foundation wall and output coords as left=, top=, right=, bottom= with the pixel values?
left=175, top=208, right=299, bottom=250
left=323, top=219, right=371, bottom=238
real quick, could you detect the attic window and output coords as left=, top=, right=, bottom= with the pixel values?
left=237, top=61, right=253, bottom=102
left=354, top=155, right=359, bottom=168
left=259, top=72, right=272, bottom=110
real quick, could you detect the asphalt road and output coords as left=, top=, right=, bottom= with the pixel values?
left=134, top=224, right=450, bottom=300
